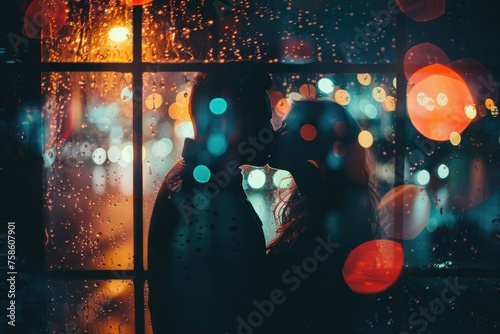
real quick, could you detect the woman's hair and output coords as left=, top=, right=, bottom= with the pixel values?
left=267, top=100, right=380, bottom=253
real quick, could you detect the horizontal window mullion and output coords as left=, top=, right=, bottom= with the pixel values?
left=36, top=61, right=398, bottom=73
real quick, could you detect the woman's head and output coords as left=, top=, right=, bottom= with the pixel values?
left=269, top=100, right=379, bottom=252
left=272, top=100, right=374, bottom=198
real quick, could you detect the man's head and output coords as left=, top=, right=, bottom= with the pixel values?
left=189, top=63, right=273, bottom=145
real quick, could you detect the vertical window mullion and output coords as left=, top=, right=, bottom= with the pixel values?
left=132, top=5, right=145, bottom=334
left=394, top=12, right=408, bottom=334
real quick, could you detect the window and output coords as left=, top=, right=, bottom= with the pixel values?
left=1, top=0, right=499, bottom=333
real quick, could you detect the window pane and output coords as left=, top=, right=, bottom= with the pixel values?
left=401, top=71, right=500, bottom=269
left=43, top=72, right=134, bottom=270
left=401, top=132, right=500, bottom=269
left=41, top=0, right=133, bottom=63
left=399, top=277, right=500, bottom=333
left=47, top=279, right=135, bottom=333
left=405, top=2, right=500, bottom=68
left=142, top=71, right=197, bottom=268
left=142, top=0, right=396, bottom=63
left=142, top=72, right=396, bottom=268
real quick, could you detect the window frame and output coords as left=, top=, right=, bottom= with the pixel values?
left=33, top=6, right=500, bottom=333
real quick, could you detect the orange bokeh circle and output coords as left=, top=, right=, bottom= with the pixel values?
left=342, top=240, right=404, bottom=294
left=25, top=0, right=69, bottom=39
left=407, top=64, right=474, bottom=141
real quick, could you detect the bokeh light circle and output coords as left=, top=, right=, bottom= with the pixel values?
left=176, top=91, right=190, bottom=106
left=436, top=93, right=448, bottom=106
left=436, top=164, right=449, bottom=179
left=120, top=87, right=133, bottom=101
left=209, top=98, right=227, bottom=115
left=485, top=98, right=495, bottom=110
left=269, top=91, right=285, bottom=107
left=276, top=98, right=292, bottom=117
left=333, top=141, right=347, bottom=157
left=25, top=0, right=69, bottom=39
left=396, top=0, right=446, bottom=22
left=92, top=147, right=107, bottom=165
left=109, top=27, right=129, bottom=42
left=357, top=73, right=372, bottom=86
left=464, top=104, right=477, bottom=119
left=382, top=96, right=396, bottom=112
left=404, top=43, right=450, bottom=79
left=108, top=146, right=121, bottom=163
left=43, top=148, right=56, bottom=168
left=145, top=93, right=163, bottom=110
left=193, top=165, right=211, bottom=183
left=407, top=64, right=474, bottom=141
left=427, top=218, right=438, bottom=233
left=318, top=78, right=334, bottom=94
left=358, top=130, right=374, bottom=148
left=358, top=99, right=370, bottom=113
left=364, top=104, right=378, bottom=119
left=300, top=124, right=317, bottom=141
left=299, top=84, right=317, bottom=98
left=342, top=240, right=404, bottom=294
left=372, top=87, right=387, bottom=102
left=449, top=131, right=461, bottom=146
left=207, top=133, right=228, bottom=156
left=378, top=184, right=431, bottom=240
left=288, top=92, right=303, bottom=102
left=416, top=170, right=430, bottom=185
left=175, top=121, right=195, bottom=139
left=334, top=89, right=350, bottom=106
left=152, top=138, right=173, bottom=157
left=121, top=144, right=134, bottom=164
left=168, top=103, right=190, bottom=121
left=248, top=169, right=266, bottom=189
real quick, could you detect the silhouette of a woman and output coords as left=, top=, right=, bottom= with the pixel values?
left=262, top=100, right=379, bottom=332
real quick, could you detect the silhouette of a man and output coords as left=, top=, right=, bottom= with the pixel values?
left=148, top=63, right=273, bottom=333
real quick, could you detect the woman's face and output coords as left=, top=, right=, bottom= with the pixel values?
left=269, top=100, right=363, bottom=196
